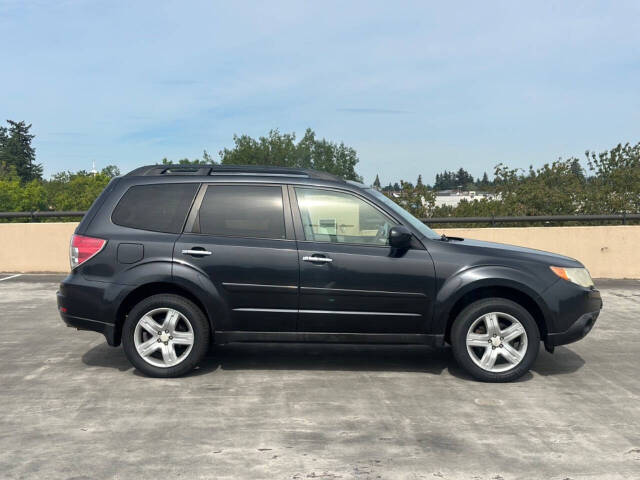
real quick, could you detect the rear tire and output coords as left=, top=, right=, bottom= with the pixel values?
left=451, top=298, right=540, bottom=382
left=122, top=294, right=210, bottom=378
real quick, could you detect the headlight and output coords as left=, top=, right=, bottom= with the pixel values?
left=550, top=266, right=594, bottom=288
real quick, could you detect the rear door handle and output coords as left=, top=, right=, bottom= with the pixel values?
left=182, top=248, right=212, bottom=257
left=303, top=255, right=333, bottom=264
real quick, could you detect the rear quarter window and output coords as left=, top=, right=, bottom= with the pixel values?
left=112, top=183, right=198, bottom=233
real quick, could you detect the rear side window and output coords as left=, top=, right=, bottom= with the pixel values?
left=193, top=185, right=286, bottom=239
left=112, top=183, right=198, bottom=233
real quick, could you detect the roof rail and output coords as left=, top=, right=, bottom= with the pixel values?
left=126, top=165, right=213, bottom=176
left=125, top=164, right=345, bottom=182
left=209, top=165, right=310, bottom=177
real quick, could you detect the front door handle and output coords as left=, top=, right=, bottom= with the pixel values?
left=303, top=255, right=333, bottom=264
left=182, top=248, right=212, bottom=257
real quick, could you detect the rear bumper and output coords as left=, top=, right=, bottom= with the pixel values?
left=56, top=273, right=127, bottom=346
left=58, top=306, right=118, bottom=346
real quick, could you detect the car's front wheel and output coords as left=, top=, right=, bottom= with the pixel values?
left=122, top=294, right=210, bottom=377
left=451, top=298, right=540, bottom=382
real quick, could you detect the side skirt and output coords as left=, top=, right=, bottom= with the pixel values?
left=214, top=331, right=445, bottom=347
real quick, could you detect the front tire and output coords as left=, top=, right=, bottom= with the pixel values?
left=451, top=298, right=540, bottom=382
left=122, top=294, right=210, bottom=377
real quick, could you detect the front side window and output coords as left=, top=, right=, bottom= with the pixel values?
left=194, top=185, right=286, bottom=239
left=295, top=187, right=397, bottom=245
left=368, top=188, right=441, bottom=240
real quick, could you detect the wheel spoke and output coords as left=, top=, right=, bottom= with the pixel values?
left=171, top=331, right=194, bottom=346
left=467, top=333, right=490, bottom=347
left=139, top=315, right=162, bottom=336
left=135, top=307, right=195, bottom=368
left=501, top=323, right=525, bottom=343
left=138, top=337, right=160, bottom=357
left=161, top=343, right=178, bottom=365
left=500, top=343, right=523, bottom=365
left=163, top=309, right=181, bottom=332
left=484, top=313, right=500, bottom=336
left=480, top=348, right=499, bottom=369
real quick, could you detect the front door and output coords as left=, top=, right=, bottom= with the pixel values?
left=291, top=186, right=435, bottom=334
left=175, top=183, right=298, bottom=332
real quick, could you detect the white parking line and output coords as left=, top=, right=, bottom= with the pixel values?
left=0, top=274, right=22, bottom=282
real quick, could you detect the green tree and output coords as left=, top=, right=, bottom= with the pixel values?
left=43, top=169, right=115, bottom=211
left=584, top=142, right=640, bottom=214
left=373, top=174, right=381, bottom=188
left=570, top=159, right=585, bottom=182
left=385, top=180, right=436, bottom=218
left=492, top=160, right=587, bottom=216
left=219, top=128, right=361, bottom=181
left=160, top=150, right=215, bottom=165
left=101, top=165, right=121, bottom=178
left=478, top=172, right=491, bottom=188
left=433, top=168, right=474, bottom=190
left=0, top=176, right=47, bottom=212
left=0, top=120, right=43, bottom=182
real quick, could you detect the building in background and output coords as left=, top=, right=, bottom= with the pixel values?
left=434, top=190, right=498, bottom=208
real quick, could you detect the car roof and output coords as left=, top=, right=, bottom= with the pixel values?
left=125, top=164, right=347, bottom=184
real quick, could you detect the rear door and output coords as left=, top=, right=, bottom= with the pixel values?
left=174, top=183, right=299, bottom=332
left=291, top=185, right=435, bottom=334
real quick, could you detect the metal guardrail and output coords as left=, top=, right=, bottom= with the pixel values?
left=422, top=213, right=640, bottom=225
left=0, top=211, right=86, bottom=219
left=1, top=211, right=639, bottom=224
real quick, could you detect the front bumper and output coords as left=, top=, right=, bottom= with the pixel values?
left=546, top=309, right=600, bottom=347
left=544, top=284, right=602, bottom=347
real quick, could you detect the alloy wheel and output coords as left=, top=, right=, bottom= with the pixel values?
left=466, top=312, right=528, bottom=373
left=133, top=307, right=195, bottom=368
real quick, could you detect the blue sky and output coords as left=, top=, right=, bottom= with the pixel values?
left=1, top=1, right=639, bottom=185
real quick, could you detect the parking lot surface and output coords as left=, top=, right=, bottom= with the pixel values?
left=1, top=274, right=639, bottom=479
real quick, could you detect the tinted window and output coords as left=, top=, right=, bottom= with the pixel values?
left=194, top=185, right=286, bottom=239
left=295, top=188, right=396, bottom=245
left=112, top=183, right=198, bottom=233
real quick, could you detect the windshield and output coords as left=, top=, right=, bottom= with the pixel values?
left=368, top=188, right=441, bottom=240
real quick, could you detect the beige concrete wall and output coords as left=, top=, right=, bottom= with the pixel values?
left=0, top=223, right=78, bottom=273
left=0, top=222, right=638, bottom=278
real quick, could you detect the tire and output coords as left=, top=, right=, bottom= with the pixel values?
left=450, top=298, right=540, bottom=382
left=122, top=294, right=211, bottom=378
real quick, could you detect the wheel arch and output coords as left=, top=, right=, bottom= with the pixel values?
left=433, top=266, right=552, bottom=343
left=114, top=282, right=213, bottom=345
left=443, top=285, right=548, bottom=343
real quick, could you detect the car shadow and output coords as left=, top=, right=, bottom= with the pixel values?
left=81, top=341, right=586, bottom=380
left=81, top=342, right=133, bottom=372
left=204, top=343, right=453, bottom=375
left=532, top=346, right=585, bottom=376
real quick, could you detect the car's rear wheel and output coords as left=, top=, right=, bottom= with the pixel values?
left=122, top=294, right=210, bottom=377
left=451, top=298, right=540, bottom=382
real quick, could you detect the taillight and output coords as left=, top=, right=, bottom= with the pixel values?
left=70, top=234, right=106, bottom=270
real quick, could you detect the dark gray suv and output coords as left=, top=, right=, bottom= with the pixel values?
left=57, top=165, right=602, bottom=381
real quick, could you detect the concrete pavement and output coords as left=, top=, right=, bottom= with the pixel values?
left=1, top=275, right=639, bottom=479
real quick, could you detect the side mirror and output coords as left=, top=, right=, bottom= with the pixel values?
left=388, top=225, right=412, bottom=249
